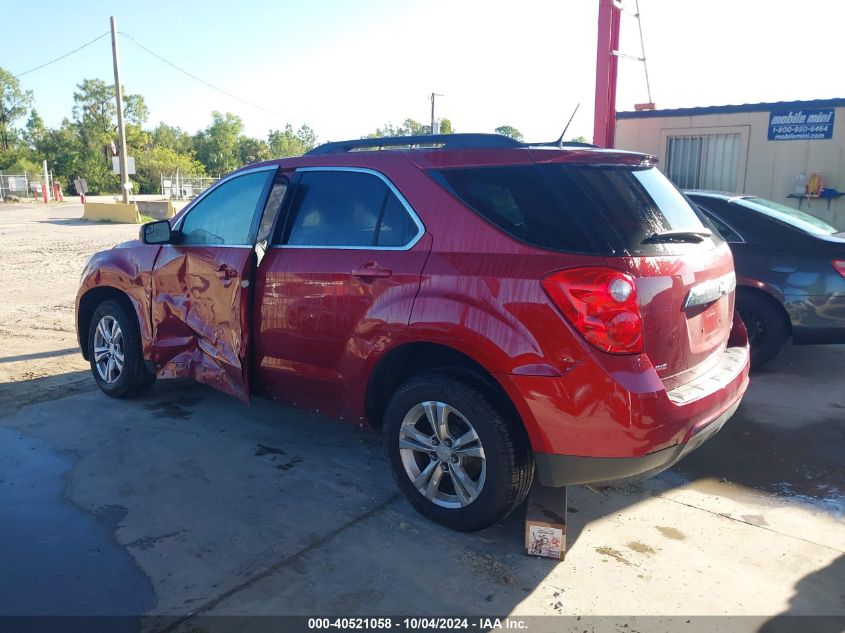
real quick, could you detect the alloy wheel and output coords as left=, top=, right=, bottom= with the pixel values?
left=398, top=401, right=486, bottom=509
left=93, top=315, right=125, bottom=384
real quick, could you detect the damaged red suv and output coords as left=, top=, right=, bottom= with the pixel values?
left=76, top=134, right=750, bottom=531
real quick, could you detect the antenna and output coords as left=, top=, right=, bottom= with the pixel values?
left=556, top=103, right=581, bottom=147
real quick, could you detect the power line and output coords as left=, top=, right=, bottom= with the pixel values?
left=14, top=32, right=110, bottom=78
left=118, top=31, right=292, bottom=122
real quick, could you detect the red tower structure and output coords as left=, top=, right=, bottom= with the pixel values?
left=593, top=0, right=622, bottom=148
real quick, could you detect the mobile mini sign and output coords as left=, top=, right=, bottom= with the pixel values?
left=768, top=108, right=835, bottom=141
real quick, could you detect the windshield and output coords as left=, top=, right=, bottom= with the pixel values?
left=738, top=196, right=837, bottom=236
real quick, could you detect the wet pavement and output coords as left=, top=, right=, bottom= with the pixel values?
left=0, top=427, right=155, bottom=617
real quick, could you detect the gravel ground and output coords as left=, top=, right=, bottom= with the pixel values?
left=0, top=202, right=137, bottom=389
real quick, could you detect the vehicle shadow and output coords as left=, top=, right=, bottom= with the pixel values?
left=37, top=218, right=138, bottom=226
left=758, top=554, right=845, bottom=632
left=0, top=369, right=93, bottom=419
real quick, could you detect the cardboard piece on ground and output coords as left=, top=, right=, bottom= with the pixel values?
left=524, top=485, right=567, bottom=560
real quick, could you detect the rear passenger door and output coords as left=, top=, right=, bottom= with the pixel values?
left=253, top=167, right=431, bottom=419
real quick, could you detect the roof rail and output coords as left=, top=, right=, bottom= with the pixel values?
left=305, top=133, right=523, bottom=155
left=530, top=140, right=599, bottom=149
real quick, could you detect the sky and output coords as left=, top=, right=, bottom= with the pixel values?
left=2, top=0, right=844, bottom=145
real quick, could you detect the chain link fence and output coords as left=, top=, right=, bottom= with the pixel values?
left=0, top=172, right=43, bottom=200
left=160, top=175, right=219, bottom=199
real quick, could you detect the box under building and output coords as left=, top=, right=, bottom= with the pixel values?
left=615, top=97, right=845, bottom=230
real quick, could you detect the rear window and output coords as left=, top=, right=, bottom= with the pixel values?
left=432, top=164, right=711, bottom=255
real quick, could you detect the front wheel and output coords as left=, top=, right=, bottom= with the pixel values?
left=87, top=299, right=156, bottom=398
left=383, top=371, right=533, bottom=531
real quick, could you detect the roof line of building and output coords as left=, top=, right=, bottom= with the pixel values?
left=617, top=97, right=845, bottom=119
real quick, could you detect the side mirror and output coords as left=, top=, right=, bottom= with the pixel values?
left=141, top=220, right=172, bottom=245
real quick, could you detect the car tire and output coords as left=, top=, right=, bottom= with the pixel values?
left=87, top=299, right=156, bottom=398
left=736, top=291, right=790, bottom=368
left=383, top=370, right=534, bottom=532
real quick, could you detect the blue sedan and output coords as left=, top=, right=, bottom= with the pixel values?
left=687, top=191, right=845, bottom=367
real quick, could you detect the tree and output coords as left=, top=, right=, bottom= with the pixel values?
left=123, top=93, right=148, bottom=126
left=150, top=123, right=194, bottom=155
left=23, top=109, right=47, bottom=149
left=238, top=136, right=272, bottom=165
left=72, top=79, right=115, bottom=143
left=268, top=123, right=318, bottom=157
left=495, top=125, right=523, bottom=142
left=71, top=78, right=148, bottom=176
left=135, top=146, right=206, bottom=194
left=37, top=118, right=86, bottom=190
left=0, top=108, right=46, bottom=173
left=193, top=111, right=244, bottom=174
left=569, top=135, right=590, bottom=144
left=365, top=117, right=453, bottom=138
left=0, top=67, right=33, bottom=151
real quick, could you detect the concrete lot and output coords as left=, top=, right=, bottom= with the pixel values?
left=0, top=203, right=843, bottom=628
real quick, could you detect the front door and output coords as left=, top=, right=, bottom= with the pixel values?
left=150, top=166, right=277, bottom=402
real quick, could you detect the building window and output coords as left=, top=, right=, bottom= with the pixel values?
left=665, top=133, right=741, bottom=191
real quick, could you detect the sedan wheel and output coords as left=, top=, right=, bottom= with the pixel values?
left=735, top=292, right=789, bottom=368
left=398, top=401, right=486, bottom=508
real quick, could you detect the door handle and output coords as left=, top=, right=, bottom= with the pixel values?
left=216, top=264, right=238, bottom=280
left=351, top=264, right=392, bottom=279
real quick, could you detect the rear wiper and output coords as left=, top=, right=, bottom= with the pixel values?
left=642, top=228, right=712, bottom=244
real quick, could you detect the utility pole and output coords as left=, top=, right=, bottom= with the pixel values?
left=110, top=16, right=130, bottom=204
left=430, top=92, right=444, bottom=135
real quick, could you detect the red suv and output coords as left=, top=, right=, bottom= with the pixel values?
left=76, top=134, right=750, bottom=531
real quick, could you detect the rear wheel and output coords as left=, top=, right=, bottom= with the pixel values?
left=87, top=299, right=155, bottom=398
left=383, top=371, right=533, bottom=531
left=736, top=291, right=789, bottom=368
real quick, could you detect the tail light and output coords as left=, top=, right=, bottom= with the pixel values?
left=541, top=267, right=643, bottom=354
left=833, top=260, right=845, bottom=278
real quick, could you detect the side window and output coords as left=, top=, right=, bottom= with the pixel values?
left=281, top=170, right=419, bottom=248
left=703, top=211, right=742, bottom=243
left=180, top=170, right=273, bottom=246
left=376, top=194, right=418, bottom=247
left=690, top=197, right=744, bottom=243
left=256, top=176, right=289, bottom=246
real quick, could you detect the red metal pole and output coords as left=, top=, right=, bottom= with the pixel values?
left=593, top=0, right=621, bottom=148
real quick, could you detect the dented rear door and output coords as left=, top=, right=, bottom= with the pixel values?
left=150, top=166, right=277, bottom=402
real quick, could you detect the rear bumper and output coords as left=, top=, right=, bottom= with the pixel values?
left=497, top=311, right=750, bottom=486
left=534, top=397, right=740, bottom=487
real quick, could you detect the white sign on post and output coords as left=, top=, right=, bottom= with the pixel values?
left=112, top=156, right=136, bottom=175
